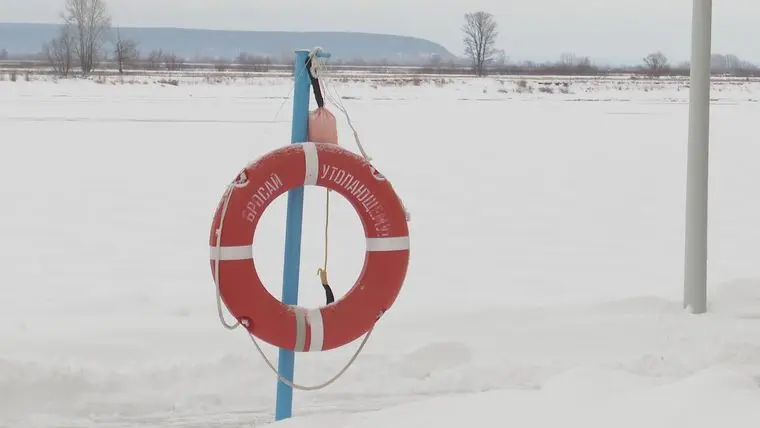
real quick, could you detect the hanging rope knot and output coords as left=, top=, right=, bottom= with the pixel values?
left=317, top=267, right=329, bottom=286
left=308, top=47, right=327, bottom=79
left=308, top=46, right=325, bottom=58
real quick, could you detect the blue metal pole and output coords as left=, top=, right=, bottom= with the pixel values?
left=275, top=49, right=311, bottom=421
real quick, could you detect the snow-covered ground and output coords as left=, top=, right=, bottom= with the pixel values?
left=2, top=75, right=760, bottom=427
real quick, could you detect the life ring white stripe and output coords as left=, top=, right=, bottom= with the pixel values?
left=303, top=142, right=319, bottom=186
left=210, top=245, right=253, bottom=260
left=293, top=309, right=307, bottom=352
left=306, top=308, right=324, bottom=352
left=210, top=238, right=409, bottom=260
left=366, top=236, right=410, bottom=252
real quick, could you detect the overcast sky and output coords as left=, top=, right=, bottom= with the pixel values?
left=2, top=0, right=758, bottom=64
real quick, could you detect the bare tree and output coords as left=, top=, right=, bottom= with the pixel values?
left=462, top=11, right=498, bottom=76
left=723, top=54, right=739, bottom=70
left=557, top=53, right=593, bottom=73
left=163, top=53, right=184, bottom=71
left=643, top=51, right=669, bottom=75
left=113, top=27, right=139, bottom=73
left=710, top=53, right=758, bottom=76
left=560, top=53, right=591, bottom=68
left=146, top=49, right=164, bottom=70
left=0, top=48, right=7, bottom=60
left=560, top=53, right=577, bottom=67
left=62, top=0, right=112, bottom=75
left=234, top=52, right=273, bottom=71
left=43, top=25, right=75, bottom=77
left=235, top=52, right=271, bottom=65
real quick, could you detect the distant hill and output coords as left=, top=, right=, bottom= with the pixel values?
left=0, top=22, right=456, bottom=63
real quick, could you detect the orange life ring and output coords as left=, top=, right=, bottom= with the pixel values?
left=209, top=142, right=410, bottom=352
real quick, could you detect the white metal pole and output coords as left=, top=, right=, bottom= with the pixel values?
left=683, top=0, right=712, bottom=314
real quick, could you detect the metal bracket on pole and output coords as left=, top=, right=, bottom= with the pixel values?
left=275, top=47, right=331, bottom=422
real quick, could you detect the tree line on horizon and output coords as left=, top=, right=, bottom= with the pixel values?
left=459, top=11, right=760, bottom=78
left=1, top=2, right=759, bottom=78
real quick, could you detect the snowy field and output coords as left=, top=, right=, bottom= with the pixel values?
left=2, top=74, right=760, bottom=427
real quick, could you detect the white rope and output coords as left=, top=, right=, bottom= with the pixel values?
left=213, top=179, right=243, bottom=330
left=243, top=316, right=379, bottom=391
left=211, top=170, right=378, bottom=391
